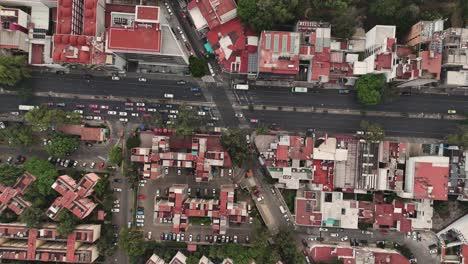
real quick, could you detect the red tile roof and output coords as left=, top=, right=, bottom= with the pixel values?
left=295, top=198, right=322, bottom=226
left=413, top=161, right=449, bottom=200
left=107, top=27, right=161, bottom=53
left=374, top=201, right=414, bottom=232
left=420, top=50, right=442, bottom=80
left=312, top=160, right=334, bottom=191
left=374, top=252, right=410, bottom=264
left=58, top=125, right=106, bottom=142
left=135, top=6, right=159, bottom=22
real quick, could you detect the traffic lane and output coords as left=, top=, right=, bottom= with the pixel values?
left=206, top=83, right=239, bottom=127
left=22, top=74, right=204, bottom=101
left=245, top=111, right=459, bottom=138
left=245, top=88, right=468, bottom=114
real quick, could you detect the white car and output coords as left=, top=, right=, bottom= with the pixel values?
left=148, top=108, right=157, bottom=112
left=177, top=169, right=181, bottom=175
left=108, top=111, right=117, bottom=115
left=114, top=200, right=120, bottom=204
left=90, top=162, right=95, bottom=168
left=211, top=116, right=220, bottom=121
left=112, top=75, right=120, bottom=80
left=74, top=110, right=83, bottom=114
left=136, top=215, right=145, bottom=219
left=164, top=167, right=169, bottom=175
left=156, top=189, right=160, bottom=197
left=136, top=219, right=144, bottom=223
left=164, top=93, right=174, bottom=98
left=235, top=113, right=243, bottom=118
left=111, top=208, right=120, bottom=213
left=93, top=116, right=102, bottom=120
left=330, top=233, right=339, bottom=237
left=119, top=118, right=128, bottom=122
left=168, top=114, right=177, bottom=119
left=131, top=113, right=139, bottom=117
left=138, top=77, right=147, bottom=82
left=197, top=111, right=206, bottom=116
left=341, top=236, right=349, bottom=241
left=170, top=110, right=178, bottom=114
left=113, top=188, right=122, bottom=192
left=136, top=102, right=145, bottom=106
left=113, top=203, right=120, bottom=208
left=119, top=112, right=128, bottom=116
left=319, top=227, right=328, bottom=232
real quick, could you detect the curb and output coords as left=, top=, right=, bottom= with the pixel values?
left=242, top=105, right=467, bottom=121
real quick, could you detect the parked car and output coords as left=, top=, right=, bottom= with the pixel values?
left=108, top=111, right=117, bottom=115
left=111, top=208, right=120, bottom=213
left=138, top=77, right=147, bottom=82
left=119, top=118, right=128, bottom=122
left=113, top=188, right=122, bottom=192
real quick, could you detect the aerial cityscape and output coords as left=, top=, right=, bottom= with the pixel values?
left=0, top=0, right=467, bottom=263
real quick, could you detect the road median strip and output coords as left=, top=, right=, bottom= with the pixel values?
left=241, top=105, right=466, bottom=121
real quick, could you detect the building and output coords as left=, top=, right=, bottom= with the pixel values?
left=0, top=222, right=101, bottom=263
left=199, top=256, right=214, bottom=264
left=169, top=251, right=187, bottom=264
left=146, top=253, right=166, bottom=264
left=353, top=25, right=397, bottom=81
left=155, top=184, right=248, bottom=234
left=106, top=5, right=188, bottom=72
left=0, top=171, right=36, bottom=215
left=398, top=156, right=449, bottom=200
left=47, top=173, right=101, bottom=220
left=294, top=190, right=359, bottom=229
left=131, top=132, right=232, bottom=182
left=52, top=0, right=109, bottom=66
left=187, top=0, right=237, bottom=32
left=58, top=124, right=107, bottom=142
left=373, top=199, right=433, bottom=232
left=256, top=134, right=314, bottom=189
left=310, top=244, right=409, bottom=264
left=0, top=8, right=30, bottom=53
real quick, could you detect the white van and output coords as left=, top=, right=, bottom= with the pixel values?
left=279, top=206, right=286, bottom=214
left=164, top=93, right=174, bottom=98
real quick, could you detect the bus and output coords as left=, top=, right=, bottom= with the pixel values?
left=235, top=84, right=249, bottom=90
left=18, top=105, right=38, bottom=111
left=291, top=87, right=308, bottom=93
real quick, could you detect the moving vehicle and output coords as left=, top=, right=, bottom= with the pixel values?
left=291, top=87, right=308, bottom=93
left=138, top=77, right=147, bottom=82
left=164, top=93, right=174, bottom=98
left=197, top=111, right=206, bottom=116
left=191, top=87, right=200, bottom=92
left=235, top=84, right=249, bottom=90
left=208, top=63, right=215, bottom=76
left=18, top=105, right=38, bottom=111
left=448, top=109, right=457, bottom=114
left=112, top=75, right=120, bottom=80
left=279, top=206, right=286, bottom=214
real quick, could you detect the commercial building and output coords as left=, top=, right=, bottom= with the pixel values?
left=0, top=222, right=101, bottom=263
left=0, top=8, right=30, bottom=53
left=0, top=171, right=36, bottom=215
left=154, top=184, right=248, bottom=234
left=310, top=244, right=409, bottom=264
left=47, top=173, right=101, bottom=220
left=58, top=124, right=107, bottom=142
left=187, top=0, right=237, bottom=32
left=146, top=253, right=166, bottom=264
left=131, top=132, right=232, bottom=182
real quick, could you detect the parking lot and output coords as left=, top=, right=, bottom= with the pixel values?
left=133, top=167, right=253, bottom=245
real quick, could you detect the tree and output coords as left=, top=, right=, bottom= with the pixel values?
left=447, top=125, right=468, bottom=149
left=369, top=0, right=402, bottom=23
left=57, top=211, right=78, bottom=236
left=143, top=112, right=163, bottom=128
left=169, top=105, right=201, bottom=137
left=273, top=228, right=303, bottom=264
left=126, top=135, right=141, bottom=149
left=108, top=147, right=123, bottom=166
left=45, top=133, right=79, bottom=158
left=331, top=7, right=357, bottom=39
left=23, top=157, right=59, bottom=196
left=118, top=228, right=147, bottom=258
left=0, top=164, right=24, bottom=186
left=360, top=121, right=385, bottom=142
left=17, top=84, right=34, bottom=102
left=0, top=55, right=29, bottom=86
left=356, top=74, right=386, bottom=106
left=19, top=207, right=45, bottom=228
left=25, top=106, right=82, bottom=132
left=237, top=0, right=298, bottom=33
left=189, top=56, right=207, bottom=77
left=0, top=123, right=35, bottom=147
left=221, top=129, right=249, bottom=166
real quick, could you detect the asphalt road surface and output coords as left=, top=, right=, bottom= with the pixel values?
left=245, top=110, right=461, bottom=138
left=19, top=72, right=205, bottom=101
left=236, top=86, right=468, bottom=115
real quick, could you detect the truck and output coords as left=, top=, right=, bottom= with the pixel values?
left=235, top=84, right=249, bottom=90
left=279, top=205, right=286, bottom=214
left=291, top=87, right=308, bottom=93
left=18, top=105, right=38, bottom=111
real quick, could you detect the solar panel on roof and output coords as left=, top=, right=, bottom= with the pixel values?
left=273, top=35, right=279, bottom=53
left=265, top=34, right=271, bottom=50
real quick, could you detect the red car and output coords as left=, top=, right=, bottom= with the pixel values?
left=250, top=118, right=259, bottom=123
left=76, top=104, right=85, bottom=108
left=137, top=107, right=146, bottom=112
left=137, top=195, right=147, bottom=200
left=89, top=104, right=98, bottom=109
left=100, top=105, right=109, bottom=109
left=143, top=113, right=151, bottom=118
left=93, top=110, right=101, bottom=114
left=98, top=162, right=105, bottom=169
left=124, top=102, right=134, bottom=106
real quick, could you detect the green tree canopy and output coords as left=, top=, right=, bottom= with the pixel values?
left=238, top=0, right=299, bottom=33
left=23, top=157, right=59, bottom=196
left=360, top=120, right=385, bottom=142
left=0, top=164, right=24, bottom=186
left=221, top=129, right=249, bottom=166
left=45, top=133, right=79, bottom=158
left=118, top=228, right=147, bottom=258
left=19, top=207, right=45, bottom=228
left=0, top=123, right=35, bottom=147
left=356, top=74, right=386, bottom=106
left=143, top=112, right=163, bottom=128
left=25, top=106, right=82, bottom=132
left=169, top=105, right=201, bottom=137
left=369, top=0, right=402, bottom=24
left=126, top=135, right=141, bottom=149
left=108, top=146, right=123, bottom=166
left=447, top=125, right=468, bottom=149
left=0, top=55, right=29, bottom=86
left=56, top=211, right=78, bottom=236
left=188, top=56, right=207, bottom=77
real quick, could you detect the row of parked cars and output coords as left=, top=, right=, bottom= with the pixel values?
left=47, top=156, right=98, bottom=169
left=159, top=232, right=245, bottom=244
